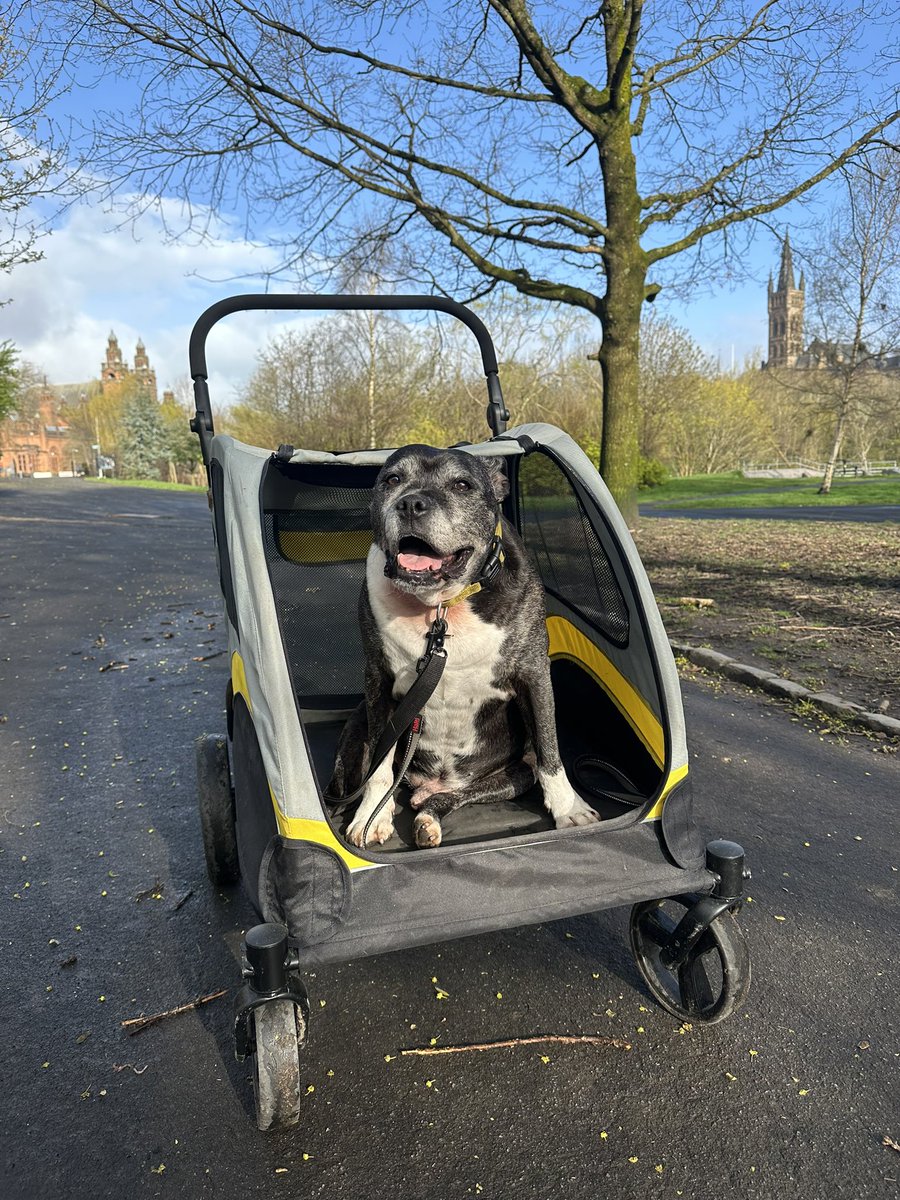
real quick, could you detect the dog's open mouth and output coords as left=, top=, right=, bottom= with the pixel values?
left=395, top=536, right=472, bottom=578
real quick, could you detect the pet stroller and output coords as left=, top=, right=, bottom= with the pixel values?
left=190, top=294, right=751, bottom=1131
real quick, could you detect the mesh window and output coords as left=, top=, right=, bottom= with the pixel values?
left=517, top=451, right=629, bottom=646
left=261, top=476, right=374, bottom=705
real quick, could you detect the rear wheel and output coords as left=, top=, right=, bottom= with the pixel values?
left=196, top=733, right=239, bottom=884
left=252, top=1000, right=304, bottom=1131
left=629, top=896, right=750, bottom=1024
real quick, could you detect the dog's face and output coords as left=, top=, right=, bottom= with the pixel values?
left=372, top=445, right=508, bottom=597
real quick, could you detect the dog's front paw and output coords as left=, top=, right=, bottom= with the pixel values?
left=413, top=812, right=443, bottom=848
left=541, top=768, right=601, bottom=828
left=554, top=794, right=601, bottom=828
left=346, top=801, right=396, bottom=847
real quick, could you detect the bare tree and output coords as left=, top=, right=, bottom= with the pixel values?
left=45, top=0, right=900, bottom=511
left=0, top=3, right=76, bottom=279
left=795, top=150, right=900, bottom=492
left=637, top=315, right=713, bottom=465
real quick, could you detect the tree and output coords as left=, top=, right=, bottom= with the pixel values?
left=119, top=384, right=167, bottom=479
left=158, top=384, right=203, bottom=480
left=43, top=0, right=900, bottom=514
left=61, top=379, right=128, bottom=472
left=0, top=339, right=19, bottom=421
left=226, top=314, right=435, bottom=450
left=797, top=151, right=900, bottom=492
left=665, top=371, right=770, bottom=476
left=637, top=316, right=713, bottom=465
left=0, top=3, right=74, bottom=278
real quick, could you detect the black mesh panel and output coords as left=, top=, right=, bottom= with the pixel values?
left=517, top=451, right=629, bottom=646
left=261, top=475, right=373, bottom=705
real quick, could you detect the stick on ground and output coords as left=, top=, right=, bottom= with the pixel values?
left=121, top=989, right=228, bottom=1035
left=400, top=1034, right=632, bottom=1056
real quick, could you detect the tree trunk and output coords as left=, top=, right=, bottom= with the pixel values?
left=819, top=406, right=849, bottom=494
left=597, top=122, right=646, bottom=524
left=597, top=298, right=642, bottom=523
left=367, top=309, right=377, bottom=451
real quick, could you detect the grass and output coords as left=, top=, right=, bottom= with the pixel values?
left=641, top=472, right=900, bottom=508
left=90, top=477, right=205, bottom=493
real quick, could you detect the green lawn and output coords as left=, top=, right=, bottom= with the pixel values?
left=641, top=472, right=900, bottom=508
left=92, top=477, right=206, bottom=493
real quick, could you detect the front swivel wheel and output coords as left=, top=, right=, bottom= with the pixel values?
left=629, top=896, right=750, bottom=1024
left=252, top=1000, right=304, bottom=1131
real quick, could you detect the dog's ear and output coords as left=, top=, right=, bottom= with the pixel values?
left=481, top=456, right=509, bottom=501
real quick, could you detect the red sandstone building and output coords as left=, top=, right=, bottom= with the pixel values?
left=0, top=333, right=159, bottom=477
left=0, top=385, right=80, bottom=477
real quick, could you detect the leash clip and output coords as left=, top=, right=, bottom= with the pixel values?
left=417, top=609, right=449, bottom=672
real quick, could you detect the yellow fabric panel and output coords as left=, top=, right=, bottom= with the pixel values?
left=278, top=528, right=372, bottom=563
left=273, top=815, right=380, bottom=871
left=643, top=762, right=689, bottom=822
left=231, top=649, right=251, bottom=712
left=546, top=615, right=665, bottom=767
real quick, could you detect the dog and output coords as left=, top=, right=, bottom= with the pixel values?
left=328, top=444, right=600, bottom=849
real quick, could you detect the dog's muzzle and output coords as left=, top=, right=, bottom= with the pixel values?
left=385, top=535, right=474, bottom=585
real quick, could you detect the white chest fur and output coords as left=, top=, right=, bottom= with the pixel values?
left=366, top=548, right=510, bottom=771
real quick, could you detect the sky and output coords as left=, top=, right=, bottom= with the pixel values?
left=1, top=196, right=323, bottom=407
left=1, top=187, right=778, bottom=408
left=3, top=2, right=869, bottom=412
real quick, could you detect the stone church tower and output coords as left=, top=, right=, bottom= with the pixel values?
left=99, top=332, right=158, bottom=401
left=101, top=332, right=127, bottom=383
left=132, top=338, right=158, bottom=398
left=767, top=234, right=805, bottom=367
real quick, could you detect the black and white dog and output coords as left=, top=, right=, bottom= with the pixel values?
left=329, top=444, right=600, bottom=849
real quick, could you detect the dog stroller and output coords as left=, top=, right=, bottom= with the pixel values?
left=190, top=294, right=751, bottom=1130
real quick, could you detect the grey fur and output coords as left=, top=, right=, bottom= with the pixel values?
left=329, top=445, right=599, bottom=846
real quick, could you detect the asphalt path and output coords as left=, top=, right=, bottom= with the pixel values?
left=640, top=503, right=900, bottom=522
left=2, top=480, right=898, bottom=1200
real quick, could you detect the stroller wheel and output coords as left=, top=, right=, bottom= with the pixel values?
left=196, top=734, right=240, bottom=884
left=252, top=1000, right=304, bottom=1131
left=629, top=897, right=750, bottom=1024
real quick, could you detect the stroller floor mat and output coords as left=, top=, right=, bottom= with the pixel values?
left=303, top=714, right=643, bottom=854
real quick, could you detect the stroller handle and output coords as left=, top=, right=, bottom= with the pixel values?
left=188, top=293, right=510, bottom=467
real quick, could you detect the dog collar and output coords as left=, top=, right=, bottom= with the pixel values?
left=439, top=518, right=505, bottom=610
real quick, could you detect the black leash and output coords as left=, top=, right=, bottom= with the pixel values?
left=325, top=519, right=506, bottom=840
left=323, top=610, right=449, bottom=827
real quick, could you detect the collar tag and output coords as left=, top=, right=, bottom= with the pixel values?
left=441, top=582, right=482, bottom=609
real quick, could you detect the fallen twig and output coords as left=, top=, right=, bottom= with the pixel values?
left=170, top=889, right=194, bottom=913
left=400, top=1034, right=632, bottom=1056
left=134, top=879, right=164, bottom=903
left=779, top=623, right=884, bottom=633
left=121, top=989, right=228, bottom=1035
left=113, top=1063, right=149, bottom=1074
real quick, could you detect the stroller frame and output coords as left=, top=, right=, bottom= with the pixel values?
left=189, top=294, right=750, bottom=1130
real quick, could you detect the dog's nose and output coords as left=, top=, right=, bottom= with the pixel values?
left=396, top=492, right=431, bottom=517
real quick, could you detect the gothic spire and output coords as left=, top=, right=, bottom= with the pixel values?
left=778, top=233, right=795, bottom=292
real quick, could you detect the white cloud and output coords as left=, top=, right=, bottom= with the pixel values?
left=1, top=197, right=317, bottom=404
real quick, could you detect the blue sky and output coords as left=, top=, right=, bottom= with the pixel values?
left=2, top=4, right=871, bottom=408
left=1, top=191, right=780, bottom=399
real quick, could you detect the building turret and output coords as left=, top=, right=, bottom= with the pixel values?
left=767, top=235, right=805, bottom=368
left=132, top=338, right=158, bottom=400
left=101, top=332, right=126, bottom=383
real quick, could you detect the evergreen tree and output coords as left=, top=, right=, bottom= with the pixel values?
left=0, top=341, right=20, bottom=422
left=119, top=387, right=166, bottom=479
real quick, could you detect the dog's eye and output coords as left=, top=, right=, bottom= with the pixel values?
left=383, top=473, right=402, bottom=488
left=452, top=479, right=472, bottom=492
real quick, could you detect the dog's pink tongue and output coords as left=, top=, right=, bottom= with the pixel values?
left=398, top=551, right=443, bottom=572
